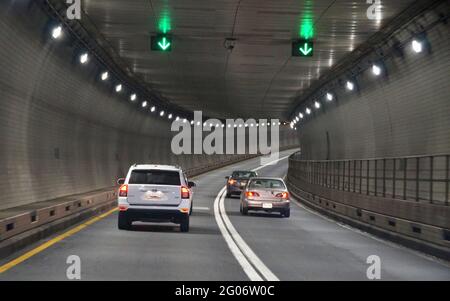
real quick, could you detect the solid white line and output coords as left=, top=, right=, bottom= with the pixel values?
left=218, top=187, right=280, bottom=281
left=252, top=154, right=291, bottom=172
left=212, top=152, right=292, bottom=280
left=193, top=206, right=210, bottom=211
left=213, top=187, right=264, bottom=281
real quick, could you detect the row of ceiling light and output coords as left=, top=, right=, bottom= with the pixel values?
left=51, top=24, right=198, bottom=124
left=52, top=25, right=287, bottom=127
left=289, top=37, right=428, bottom=130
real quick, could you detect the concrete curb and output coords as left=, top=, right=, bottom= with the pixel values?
left=0, top=200, right=117, bottom=259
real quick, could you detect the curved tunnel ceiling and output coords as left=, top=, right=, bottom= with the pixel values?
left=76, top=0, right=416, bottom=119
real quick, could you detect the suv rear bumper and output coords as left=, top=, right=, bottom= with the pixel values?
left=120, top=208, right=187, bottom=224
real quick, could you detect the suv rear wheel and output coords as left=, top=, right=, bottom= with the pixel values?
left=118, top=212, right=132, bottom=230
left=180, top=215, right=190, bottom=232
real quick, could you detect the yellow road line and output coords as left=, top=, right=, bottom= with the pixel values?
left=0, top=207, right=118, bottom=274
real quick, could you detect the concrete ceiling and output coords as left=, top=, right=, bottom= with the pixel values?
left=80, top=0, right=416, bottom=119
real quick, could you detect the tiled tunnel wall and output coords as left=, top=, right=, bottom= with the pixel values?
left=297, top=4, right=450, bottom=161
left=0, top=3, right=298, bottom=210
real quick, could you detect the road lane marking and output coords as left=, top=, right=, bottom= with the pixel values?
left=213, top=187, right=263, bottom=281
left=217, top=188, right=279, bottom=281
left=193, top=206, right=210, bottom=211
left=211, top=152, right=290, bottom=280
left=252, top=154, right=291, bottom=172
left=0, top=207, right=117, bottom=274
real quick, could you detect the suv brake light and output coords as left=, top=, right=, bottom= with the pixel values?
left=181, top=186, right=190, bottom=199
left=275, top=192, right=289, bottom=199
left=119, top=184, right=128, bottom=197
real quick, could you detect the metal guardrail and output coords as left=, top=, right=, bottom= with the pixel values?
left=289, top=152, right=450, bottom=206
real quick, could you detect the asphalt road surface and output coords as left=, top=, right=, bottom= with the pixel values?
left=1, top=149, right=449, bottom=280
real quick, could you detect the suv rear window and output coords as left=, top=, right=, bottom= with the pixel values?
left=129, top=170, right=181, bottom=185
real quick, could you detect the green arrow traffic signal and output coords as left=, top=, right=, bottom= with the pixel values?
left=158, top=37, right=171, bottom=50
left=151, top=34, right=172, bottom=52
left=299, top=42, right=313, bottom=56
left=292, top=39, right=314, bottom=57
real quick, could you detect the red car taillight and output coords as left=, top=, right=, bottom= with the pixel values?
left=181, top=186, right=190, bottom=199
left=245, top=191, right=260, bottom=198
left=275, top=192, right=289, bottom=199
left=119, top=184, right=128, bottom=197
left=118, top=204, right=128, bottom=211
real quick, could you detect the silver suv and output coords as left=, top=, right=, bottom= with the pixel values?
left=117, top=164, right=196, bottom=232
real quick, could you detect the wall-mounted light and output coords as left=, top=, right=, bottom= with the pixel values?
left=346, top=81, right=354, bottom=91
left=51, top=25, right=62, bottom=39
left=314, top=101, right=321, bottom=109
left=79, top=52, right=89, bottom=64
left=412, top=39, right=423, bottom=53
left=372, top=64, right=382, bottom=76
left=141, top=101, right=148, bottom=108
left=150, top=106, right=156, bottom=112
left=306, top=107, right=311, bottom=115
left=130, top=93, right=137, bottom=101
left=160, top=111, right=165, bottom=117
left=326, top=92, right=334, bottom=101
left=101, top=71, right=109, bottom=81
left=168, top=113, right=172, bottom=119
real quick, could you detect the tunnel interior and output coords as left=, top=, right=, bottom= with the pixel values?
left=0, top=0, right=449, bottom=281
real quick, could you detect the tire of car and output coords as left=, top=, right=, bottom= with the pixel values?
left=180, top=215, right=190, bottom=232
left=189, top=202, right=193, bottom=216
left=242, top=206, right=248, bottom=215
left=118, top=212, right=132, bottom=230
left=226, top=191, right=231, bottom=198
left=282, top=208, right=291, bottom=218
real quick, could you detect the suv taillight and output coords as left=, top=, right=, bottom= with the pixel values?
left=275, top=192, right=289, bottom=199
left=181, top=186, right=190, bottom=199
left=119, top=184, right=128, bottom=197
